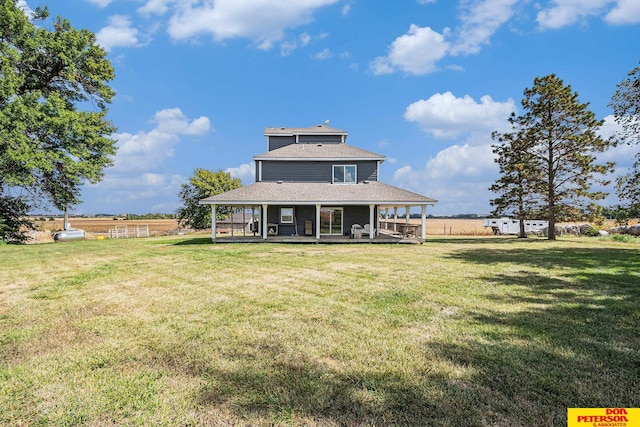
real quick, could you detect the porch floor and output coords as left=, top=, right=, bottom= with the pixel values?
left=212, top=229, right=421, bottom=244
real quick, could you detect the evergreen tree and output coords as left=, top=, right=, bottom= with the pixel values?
left=0, top=1, right=116, bottom=241
left=491, top=75, right=614, bottom=240
left=489, top=125, right=543, bottom=238
left=177, top=169, right=242, bottom=230
left=609, top=61, right=640, bottom=220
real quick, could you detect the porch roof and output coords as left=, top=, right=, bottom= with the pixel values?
left=199, top=181, right=437, bottom=206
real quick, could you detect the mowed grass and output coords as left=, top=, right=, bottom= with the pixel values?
left=0, top=236, right=638, bottom=426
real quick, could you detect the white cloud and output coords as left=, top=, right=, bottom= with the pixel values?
left=86, top=0, right=113, bottom=7
left=167, top=0, right=339, bottom=48
left=404, top=92, right=516, bottom=139
left=423, top=143, right=497, bottom=178
left=112, top=108, right=211, bottom=173
left=370, top=24, right=450, bottom=75
left=280, top=32, right=314, bottom=56
left=605, top=0, right=640, bottom=24
left=536, top=0, right=614, bottom=29
left=450, top=0, right=518, bottom=55
left=138, top=0, right=173, bottom=16
left=314, top=48, right=334, bottom=60
left=96, top=15, right=142, bottom=51
left=16, top=0, right=34, bottom=17
left=153, top=108, right=211, bottom=136
left=392, top=143, right=498, bottom=215
left=226, top=163, right=255, bottom=183
left=85, top=108, right=211, bottom=214
left=391, top=115, right=634, bottom=215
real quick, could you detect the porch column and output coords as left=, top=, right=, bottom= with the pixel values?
left=230, top=207, right=234, bottom=237
left=369, top=204, right=375, bottom=240
left=242, top=206, right=246, bottom=237
left=262, top=204, right=268, bottom=240
left=421, top=204, right=427, bottom=241
left=210, top=204, right=217, bottom=242
left=315, top=204, right=321, bottom=240
left=384, top=208, right=389, bottom=230
left=393, top=206, right=398, bottom=232
left=405, top=205, right=410, bottom=237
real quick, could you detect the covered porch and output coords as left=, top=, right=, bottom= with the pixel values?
left=198, top=181, right=437, bottom=244
left=205, top=203, right=431, bottom=243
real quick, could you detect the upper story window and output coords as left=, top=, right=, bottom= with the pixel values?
left=333, top=165, right=357, bottom=184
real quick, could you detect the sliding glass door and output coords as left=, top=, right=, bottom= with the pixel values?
left=319, top=207, right=343, bottom=235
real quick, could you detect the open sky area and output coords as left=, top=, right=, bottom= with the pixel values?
left=22, top=0, right=640, bottom=216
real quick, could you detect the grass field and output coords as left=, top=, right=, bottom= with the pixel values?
left=1, top=236, right=639, bottom=426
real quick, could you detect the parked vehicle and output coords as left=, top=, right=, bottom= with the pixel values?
left=482, top=218, right=548, bottom=235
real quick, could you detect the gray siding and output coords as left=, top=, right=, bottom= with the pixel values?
left=261, top=160, right=378, bottom=182
left=266, top=205, right=375, bottom=236
left=268, top=136, right=295, bottom=151
left=343, top=205, right=373, bottom=232
left=267, top=205, right=316, bottom=236
left=298, top=135, right=342, bottom=144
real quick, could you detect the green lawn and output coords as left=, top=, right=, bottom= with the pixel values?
left=1, top=236, right=638, bottom=426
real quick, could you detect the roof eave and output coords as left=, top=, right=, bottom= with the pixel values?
left=253, top=156, right=385, bottom=161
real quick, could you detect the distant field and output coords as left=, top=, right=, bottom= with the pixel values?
left=27, top=217, right=623, bottom=243
left=28, top=218, right=188, bottom=243
left=31, top=217, right=492, bottom=237
left=1, top=236, right=638, bottom=425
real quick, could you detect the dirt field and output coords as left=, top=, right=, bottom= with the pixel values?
left=27, top=218, right=190, bottom=243
left=383, top=218, right=493, bottom=236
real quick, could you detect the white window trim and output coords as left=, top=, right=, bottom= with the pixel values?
left=280, top=207, right=294, bottom=223
left=332, top=164, right=357, bottom=184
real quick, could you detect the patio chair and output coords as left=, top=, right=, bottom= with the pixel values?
left=362, top=224, right=375, bottom=236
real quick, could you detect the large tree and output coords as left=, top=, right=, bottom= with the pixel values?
left=609, top=60, right=640, bottom=220
left=489, top=126, right=543, bottom=238
left=491, top=74, right=614, bottom=240
left=177, top=168, right=242, bottom=230
left=0, top=1, right=116, bottom=242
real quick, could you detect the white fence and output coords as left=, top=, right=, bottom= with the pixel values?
left=109, top=224, right=150, bottom=239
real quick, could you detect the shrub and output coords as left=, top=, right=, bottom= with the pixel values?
left=612, top=234, right=636, bottom=243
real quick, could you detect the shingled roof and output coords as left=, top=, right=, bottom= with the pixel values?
left=263, top=124, right=347, bottom=136
left=254, top=143, right=385, bottom=161
left=199, top=181, right=437, bottom=206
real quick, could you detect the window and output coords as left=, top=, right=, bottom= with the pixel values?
left=280, top=207, right=294, bottom=223
left=333, top=165, right=357, bottom=184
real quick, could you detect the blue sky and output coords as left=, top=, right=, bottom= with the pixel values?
left=23, top=0, right=640, bottom=215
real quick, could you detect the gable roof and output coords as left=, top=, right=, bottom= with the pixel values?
left=264, top=124, right=347, bottom=136
left=199, top=181, right=437, bottom=206
left=254, top=143, right=385, bottom=161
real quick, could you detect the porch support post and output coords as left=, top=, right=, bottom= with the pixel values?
left=393, top=206, right=398, bottom=232
left=421, top=204, right=427, bottom=241
left=315, top=204, right=321, bottom=241
left=405, top=205, right=410, bottom=237
left=262, top=204, right=268, bottom=240
left=210, top=204, right=217, bottom=242
left=230, top=207, right=234, bottom=237
left=242, top=206, right=246, bottom=237
left=385, top=208, right=389, bottom=230
left=369, top=204, right=375, bottom=240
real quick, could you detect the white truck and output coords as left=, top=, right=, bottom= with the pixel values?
left=483, top=218, right=548, bottom=235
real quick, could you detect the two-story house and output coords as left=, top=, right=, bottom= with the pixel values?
left=199, top=124, right=437, bottom=242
